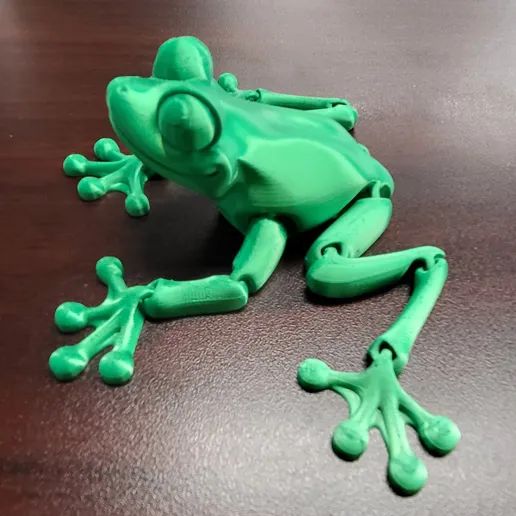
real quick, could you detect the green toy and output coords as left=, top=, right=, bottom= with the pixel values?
left=50, top=36, right=460, bottom=494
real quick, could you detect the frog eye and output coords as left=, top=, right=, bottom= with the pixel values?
left=158, top=94, right=216, bottom=152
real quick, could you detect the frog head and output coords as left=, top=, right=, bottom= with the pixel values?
left=106, top=37, right=234, bottom=198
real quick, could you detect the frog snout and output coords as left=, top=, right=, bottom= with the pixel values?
left=106, top=77, right=144, bottom=110
left=106, top=76, right=163, bottom=115
left=107, top=77, right=129, bottom=97
left=107, top=75, right=157, bottom=95
left=106, top=76, right=167, bottom=156
left=106, top=77, right=133, bottom=120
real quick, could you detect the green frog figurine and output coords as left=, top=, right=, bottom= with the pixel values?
left=50, top=36, right=460, bottom=495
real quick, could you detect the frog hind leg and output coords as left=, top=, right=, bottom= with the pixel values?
left=310, top=103, right=358, bottom=130
left=298, top=185, right=460, bottom=495
left=63, top=138, right=155, bottom=216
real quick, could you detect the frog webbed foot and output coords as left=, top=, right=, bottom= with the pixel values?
left=63, top=138, right=154, bottom=216
left=49, top=257, right=154, bottom=385
left=297, top=350, right=460, bottom=495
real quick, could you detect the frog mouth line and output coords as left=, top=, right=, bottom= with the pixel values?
left=109, top=124, right=229, bottom=205
left=113, top=126, right=190, bottom=178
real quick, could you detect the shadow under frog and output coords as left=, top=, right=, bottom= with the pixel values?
left=50, top=36, right=460, bottom=495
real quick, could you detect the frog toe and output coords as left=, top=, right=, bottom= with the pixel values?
left=49, top=345, right=89, bottom=381
left=63, top=154, right=88, bottom=176
left=332, top=420, right=369, bottom=459
left=98, top=350, right=135, bottom=385
left=77, top=176, right=108, bottom=200
left=297, top=358, right=332, bottom=391
left=125, top=193, right=150, bottom=217
left=55, top=301, right=89, bottom=333
left=419, top=415, right=461, bottom=456
left=387, top=453, right=428, bottom=495
left=93, top=138, right=122, bottom=160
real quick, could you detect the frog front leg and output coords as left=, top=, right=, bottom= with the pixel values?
left=49, top=218, right=287, bottom=385
left=217, top=73, right=358, bottom=130
left=63, top=138, right=154, bottom=216
left=298, top=188, right=460, bottom=495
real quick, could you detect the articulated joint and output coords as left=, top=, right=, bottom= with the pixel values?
left=367, top=253, right=448, bottom=375
left=230, top=218, right=287, bottom=294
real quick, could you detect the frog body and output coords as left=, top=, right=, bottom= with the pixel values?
left=107, top=75, right=393, bottom=232
left=52, top=36, right=459, bottom=495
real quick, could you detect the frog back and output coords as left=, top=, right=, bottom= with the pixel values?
left=203, top=85, right=393, bottom=232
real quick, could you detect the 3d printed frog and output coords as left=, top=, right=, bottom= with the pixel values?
left=50, top=36, right=460, bottom=494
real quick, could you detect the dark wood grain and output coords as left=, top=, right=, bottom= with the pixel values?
left=1, top=0, right=515, bottom=514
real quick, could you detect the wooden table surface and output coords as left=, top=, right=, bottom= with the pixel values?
left=1, top=1, right=515, bottom=514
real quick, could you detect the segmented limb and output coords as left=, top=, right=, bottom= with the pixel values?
left=299, top=190, right=460, bottom=494
left=50, top=218, right=287, bottom=385
left=217, top=72, right=358, bottom=129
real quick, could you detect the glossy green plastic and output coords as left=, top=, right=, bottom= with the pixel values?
left=52, top=35, right=459, bottom=494
left=297, top=349, right=460, bottom=495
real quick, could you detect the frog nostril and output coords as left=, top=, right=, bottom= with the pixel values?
left=107, top=77, right=130, bottom=101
